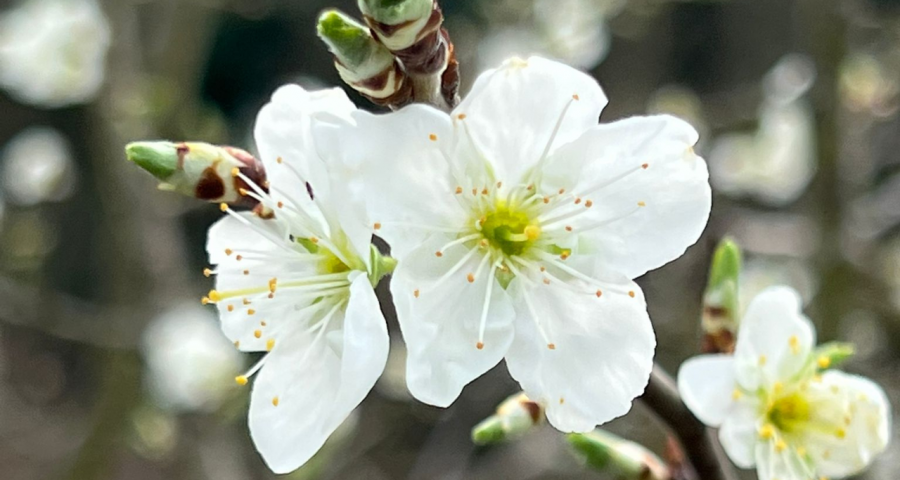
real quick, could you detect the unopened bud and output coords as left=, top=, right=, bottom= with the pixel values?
left=471, top=393, right=544, bottom=446
left=358, top=0, right=434, bottom=51
left=368, top=244, right=397, bottom=288
left=701, top=238, right=742, bottom=354
left=813, top=342, right=855, bottom=371
left=317, top=10, right=412, bottom=108
left=568, top=430, right=671, bottom=480
left=126, top=141, right=269, bottom=212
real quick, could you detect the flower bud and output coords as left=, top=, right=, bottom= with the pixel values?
left=701, top=238, right=742, bottom=354
left=126, top=141, right=269, bottom=213
left=567, top=430, right=671, bottom=480
left=368, top=244, right=397, bottom=287
left=358, top=0, right=434, bottom=52
left=471, top=393, right=544, bottom=446
left=317, top=10, right=412, bottom=108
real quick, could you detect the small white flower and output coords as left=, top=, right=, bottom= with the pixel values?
left=1, top=126, right=77, bottom=206
left=318, top=56, right=712, bottom=432
left=678, top=286, right=892, bottom=480
left=205, top=85, right=388, bottom=474
left=141, top=303, right=244, bottom=413
left=0, top=0, right=111, bottom=108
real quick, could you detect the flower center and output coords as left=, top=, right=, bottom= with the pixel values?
left=479, top=204, right=541, bottom=257
left=766, top=393, right=811, bottom=433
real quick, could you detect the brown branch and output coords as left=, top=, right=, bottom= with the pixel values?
left=640, top=365, right=739, bottom=480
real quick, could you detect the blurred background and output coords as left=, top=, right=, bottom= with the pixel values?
left=0, top=0, right=899, bottom=478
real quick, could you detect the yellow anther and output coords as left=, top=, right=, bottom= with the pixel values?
left=235, top=254, right=243, bottom=261
left=254, top=330, right=262, bottom=339
left=435, top=251, right=444, bottom=258
left=759, top=355, right=768, bottom=366
left=638, top=201, right=646, bottom=207
left=565, top=225, right=573, bottom=232
left=243, top=269, right=249, bottom=275
left=234, top=341, right=240, bottom=348
left=276, top=157, right=283, bottom=164
left=203, top=268, right=213, bottom=277
left=208, top=290, right=222, bottom=302
left=496, top=182, right=503, bottom=189
left=242, top=298, right=251, bottom=305
left=247, top=309, right=256, bottom=316
left=774, top=382, right=784, bottom=393
left=543, top=278, right=551, bottom=285
left=230, top=167, right=239, bottom=177
left=266, top=339, right=275, bottom=351
left=574, top=197, right=582, bottom=204
left=457, top=113, right=467, bottom=120
left=235, top=376, right=249, bottom=386
left=472, top=188, right=478, bottom=196
left=272, top=396, right=280, bottom=407
left=543, top=196, right=550, bottom=204
left=227, top=305, right=234, bottom=312
left=481, top=187, right=489, bottom=195
left=835, top=428, right=846, bottom=439
left=455, top=186, right=463, bottom=194
left=732, top=389, right=743, bottom=400
left=524, top=225, right=541, bottom=240
left=269, top=278, right=278, bottom=293
left=239, top=188, right=249, bottom=196
left=277, top=201, right=284, bottom=208
left=585, top=199, right=593, bottom=208
left=225, top=248, right=233, bottom=256
left=559, top=397, right=565, bottom=404
left=595, top=290, right=603, bottom=298
left=558, top=188, right=566, bottom=194
left=776, top=439, right=788, bottom=452
left=201, top=297, right=210, bottom=305
left=796, top=447, right=807, bottom=457
left=642, top=163, right=649, bottom=169
left=548, top=343, right=556, bottom=350
left=476, top=342, right=484, bottom=350
left=817, top=356, right=831, bottom=369
left=789, top=335, right=800, bottom=354
left=467, top=273, right=475, bottom=283
left=219, top=203, right=229, bottom=212
left=572, top=94, right=580, bottom=101
left=310, top=237, right=319, bottom=244
left=373, top=222, right=382, bottom=230
left=759, top=424, right=775, bottom=440
left=628, top=291, right=636, bottom=298
left=414, top=289, right=420, bottom=298
left=429, top=134, right=438, bottom=141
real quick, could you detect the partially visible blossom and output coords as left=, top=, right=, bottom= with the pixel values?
left=141, top=303, right=245, bottom=413
left=709, top=55, right=817, bottom=206
left=204, top=85, right=388, bottom=474
left=319, top=56, right=711, bottom=432
left=679, top=286, right=892, bottom=480
left=1, top=127, right=77, bottom=206
left=0, top=0, right=110, bottom=108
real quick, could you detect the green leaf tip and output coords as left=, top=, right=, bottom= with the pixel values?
left=707, top=237, right=742, bottom=291
left=317, top=10, right=374, bottom=68
left=471, top=417, right=506, bottom=446
left=125, top=141, right=178, bottom=180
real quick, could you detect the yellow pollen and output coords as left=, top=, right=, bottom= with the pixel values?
left=467, top=273, right=475, bottom=283
left=524, top=225, right=541, bottom=240
left=585, top=200, right=593, bottom=208
left=789, top=335, right=800, bottom=354
left=559, top=397, right=565, bottom=404
left=227, top=305, right=234, bottom=312
left=638, top=201, right=646, bottom=207
left=247, top=309, right=256, bottom=316
left=414, top=289, right=420, bottom=298
left=235, top=376, right=248, bottom=386
left=596, top=290, right=603, bottom=298
left=543, top=196, right=550, bottom=204
left=759, top=355, right=768, bottom=366
left=243, top=298, right=251, bottom=305
left=776, top=439, right=788, bottom=452
left=201, top=297, right=210, bottom=305
left=373, top=222, right=382, bottom=230
left=254, top=330, right=262, bottom=338
left=835, top=428, right=846, bottom=439
left=239, top=188, right=248, bottom=196
left=457, top=113, right=467, bottom=120
left=208, top=290, right=222, bottom=302
left=230, top=167, right=239, bottom=177
left=759, top=424, right=775, bottom=440
left=234, top=341, right=240, bottom=348
left=628, top=291, right=636, bottom=298
left=560, top=250, right=570, bottom=260
left=225, top=248, right=233, bottom=256
left=455, top=186, right=463, bottom=194
left=269, top=278, right=278, bottom=292
left=272, top=396, right=279, bottom=407
left=276, top=157, right=283, bottom=164
left=310, top=237, right=319, bottom=244
left=203, top=268, right=212, bottom=277
left=219, top=203, right=229, bottom=212
left=817, top=356, right=831, bottom=369
left=266, top=339, right=275, bottom=351
left=429, top=134, right=438, bottom=141
left=476, top=342, right=484, bottom=350
left=732, top=389, right=743, bottom=400
left=548, top=343, right=556, bottom=350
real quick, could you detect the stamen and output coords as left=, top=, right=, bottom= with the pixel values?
left=436, top=233, right=481, bottom=257
left=235, top=355, right=268, bottom=385
left=476, top=258, right=501, bottom=349
left=529, top=95, right=578, bottom=184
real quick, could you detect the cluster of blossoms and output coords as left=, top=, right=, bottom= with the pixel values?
left=129, top=48, right=892, bottom=480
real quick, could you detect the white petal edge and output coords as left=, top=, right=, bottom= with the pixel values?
left=677, top=354, right=737, bottom=427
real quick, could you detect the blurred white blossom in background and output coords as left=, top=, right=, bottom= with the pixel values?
left=709, top=54, right=818, bottom=206
left=477, top=0, right=625, bottom=71
left=1, top=127, right=77, bottom=206
left=0, top=0, right=110, bottom=108
left=142, top=303, right=245, bottom=413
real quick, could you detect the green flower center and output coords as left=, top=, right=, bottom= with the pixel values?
left=766, top=393, right=811, bottom=433
left=479, top=204, right=541, bottom=257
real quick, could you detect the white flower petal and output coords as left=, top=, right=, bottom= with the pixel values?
left=254, top=84, right=372, bottom=261
left=733, top=286, right=815, bottom=391
left=248, top=275, right=388, bottom=474
left=390, top=235, right=515, bottom=407
left=754, top=439, right=815, bottom=480
left=505, top=267, right=654, bottom=432
left=315, top=105, right=468, bottom=258
left=453, top=56, right=608, bottom=182
left=540, top=115, right=710, bottom=279
left=677, top=355, right=737, bottom=427
left=718, top=397, right=762, bottom=469
left=802, top=371, right=891, bottom=478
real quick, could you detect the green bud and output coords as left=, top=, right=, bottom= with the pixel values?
left=701, top=238, right=743, bottom=354
left=567, top=430, right=670, bottom=480
left=358, top=0, right=433, bottom=26
left=317, top=10, right=389, bottom=71
left=813, top=342, right=855, bottom=371
left=471, top=393, right=544, bottom=446
left=125, top=141, right=268, bottom=209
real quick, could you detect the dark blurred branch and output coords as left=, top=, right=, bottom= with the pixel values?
left=639, top=365, right=739, bottom=480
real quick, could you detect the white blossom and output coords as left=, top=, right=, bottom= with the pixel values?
left=678, top=286, right=892, bottom=480
left=318, top=56, right=711, bottom=432
left=205, top=85, right=388, bottom=474
left=1, top=126, right=77, bottom=206
left=0, top=0, right=110, bottom=108
left=141, top=303, right=244, bottom=413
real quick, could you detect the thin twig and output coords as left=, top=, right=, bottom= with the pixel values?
left=639, top=365, right=739, bottom=480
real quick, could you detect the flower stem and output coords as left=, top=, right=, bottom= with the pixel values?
left=640, top=365, right=739, bottom=480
